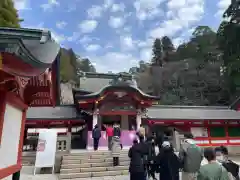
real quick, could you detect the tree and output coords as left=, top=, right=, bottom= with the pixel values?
left=151, top=38, right=163, bottom=66
left=223, top=0, right=240, bottom=24
left=76, top=58, right=96, bottom=73
left=161, top=36, right=175, bottom=62
left=0, top=0, right=22, bottom=28
left=217, top=0, right=240, bottom=97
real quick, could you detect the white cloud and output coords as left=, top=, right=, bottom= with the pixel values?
left=111, top=3, right=125, bottom=12
left=89, top=52, right=138, bottom=73
left=67, top=32, right=81, bottom=42
left=14, top=0, right=31, bottom=10
left=120, top=36, right=134, bottom=50
left=56, top=21, right=67, bottom=29
left=140, top=48, right=152, bottom=61
left=149, top=0, right=204, bottom=38
left=78, top=36, right=92, bottom=44
left=85, top=44, right=101, bottom=52
left=87, top=6, right=103, bottom=19
left=79, top=20, right=98, bottom=33
left=134, top=0, right=165, bottom=21
left=215, top=0, right=231, bottom=18
left=108, top=16, right=125, bottom=28
left=173, top=37, right=184, bottom=47
left=104, top=0, right=114, bottom=10
left=41, top=0, right=59, bottom=11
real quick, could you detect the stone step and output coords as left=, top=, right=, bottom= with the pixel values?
left=68, top=150, right=128, bottom=156
left=61, top=165, right=128, bottom=174
left=61, top=161, right=129, bottom=169
left=62, top=157, right=129, bottom=164
left=63, top=153, right=128, bottom=160
left=60, top=170, right=129, bottom=179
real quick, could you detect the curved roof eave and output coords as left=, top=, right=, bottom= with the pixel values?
left=0, top=27, right=60, bottom=67
left=73, top=85, right=160, bottom=101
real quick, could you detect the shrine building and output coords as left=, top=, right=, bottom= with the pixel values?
left=25, top=71, right=240, bottom=153
left=0, top=27, right=60, bottom=180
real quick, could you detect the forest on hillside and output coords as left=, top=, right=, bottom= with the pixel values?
left=2, top=0, right=240, bottom=106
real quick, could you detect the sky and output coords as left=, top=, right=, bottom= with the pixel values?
left=14, top=0, right=231, bottom=73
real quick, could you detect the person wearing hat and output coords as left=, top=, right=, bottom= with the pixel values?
left=155, top=141, right=181, bottom=180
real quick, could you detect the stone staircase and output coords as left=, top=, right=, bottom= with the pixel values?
left=59, top=150, right=130, bottom=179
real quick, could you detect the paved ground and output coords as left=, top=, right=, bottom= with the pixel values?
left=20, top=158, right=240, bottom=180
left=20, top=174, right=161, bottom=180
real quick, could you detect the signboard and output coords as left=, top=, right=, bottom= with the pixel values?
left=34, top=129, right=57, bottom=175
left=191, top=127, right=208, bottom=137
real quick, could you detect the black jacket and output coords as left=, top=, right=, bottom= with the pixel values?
left=113, top=127, right=121, bottom=137
left=147, top=142, right=156, bottom=162
left=92, top=127, right=101, bottom=139
left=155, top=148, right=181, bottom=180
left=128, top=142, right=148, bottom=173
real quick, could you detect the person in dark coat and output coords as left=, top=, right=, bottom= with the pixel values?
left=146, top=136, right=157, bottom=180
left=92, top=124, right=101, bottom=151
left=155, top=132, right=164, bottom=152
left=155, top=141, right=181, bottom=180
left=128, top=139, right=148, bottom=180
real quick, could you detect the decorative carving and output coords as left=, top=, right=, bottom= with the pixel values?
left=16, top=76, right=29, bottom=88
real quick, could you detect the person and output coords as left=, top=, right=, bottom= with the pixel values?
left=146, top=136, right=157, bottom=180
left=155, top=141, right=181, bottom=180
left=215, top=146, right=239, bottom=180
left=111, top=136, right=121, bottom=166
left=155, top=131, right=164, bottom=152
left=179, top=133, right=203, bottom=180
left=137, top=124, right=146, bottom=140
left=92, top=124, right=101, bottom=151
left=128, top=139, right=147, bottom=180
left=105, top=124, right=113, bottom=150
left=197, top=147, right=230, bottom=180
left=113, top=123, right=121, bottom=137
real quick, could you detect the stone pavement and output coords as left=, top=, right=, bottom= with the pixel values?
left=20, top=174, right=158, bottom=180
left=20, top=174, right=180, bottom=180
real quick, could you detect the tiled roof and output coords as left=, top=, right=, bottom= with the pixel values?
left=146, top=105, right=240, bottom=120
left=26, top=105, right=77, bottom=119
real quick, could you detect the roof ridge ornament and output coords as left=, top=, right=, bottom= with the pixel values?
left=40, top=29, right=50, bottom=44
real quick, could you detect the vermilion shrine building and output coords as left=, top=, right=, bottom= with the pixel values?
left=26, top=71, right=240, bottom=153
left=0, top=28, right=60, bottom=180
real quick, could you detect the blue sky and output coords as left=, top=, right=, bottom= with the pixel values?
left=15, top=0, right=230, bottom=73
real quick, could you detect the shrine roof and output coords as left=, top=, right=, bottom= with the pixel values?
left=79, top=72, right=133, bottom=93
left=147, top=105, right=240, bottom=120
left=0, top=27, right=60, bottom=76
left=73, top=85, right=160, bottom=101
left=26, top=105, right=77, bottom=119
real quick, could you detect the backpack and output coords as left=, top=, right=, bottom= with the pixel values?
left=182, top=144, right=202, bottom=173
left=113, top=127, right=121, bottom=137
left=222, top=160, right=240, bottom=180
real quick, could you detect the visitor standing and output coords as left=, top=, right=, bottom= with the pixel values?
left=197, top=147, right=230, bottom=180
left=137, top=124, right=146, bottom=140
left=105, top=124, right=113, bottom=150
left=179, top=133, right=203, bottom=180
left=128, top=139, right=146, bottom=180
left=111, top=136, right=121, bottom=166
left=146, top=136, right=157, bottom=180
left=92, top=124, right=101, bottom=151
left=155, top=141, right=181, bottom=180
left=215, top=146, right=239, bottom=180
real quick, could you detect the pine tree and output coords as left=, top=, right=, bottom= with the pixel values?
left=151, top=38, right=163, bottom=66
left=0, top=0, right=22, bottom=28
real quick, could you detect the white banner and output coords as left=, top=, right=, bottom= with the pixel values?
left=34, top=129, right=57, bottom=175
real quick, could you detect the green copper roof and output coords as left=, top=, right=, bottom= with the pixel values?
left=0, top=27, right=60, bottom=71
